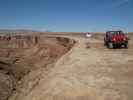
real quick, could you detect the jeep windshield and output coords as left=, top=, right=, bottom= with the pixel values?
left=110, top=31, right=124, bottom=36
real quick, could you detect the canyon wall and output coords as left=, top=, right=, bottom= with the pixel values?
left=0, top=34, right=75, bottom=100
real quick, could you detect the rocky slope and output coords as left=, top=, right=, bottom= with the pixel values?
left=0, top=34, right=75, bottom=100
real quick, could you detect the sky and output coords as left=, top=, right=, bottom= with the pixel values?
left=0, top=0, right=133, bottom=32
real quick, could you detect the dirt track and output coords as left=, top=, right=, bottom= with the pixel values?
left=8, top=35, right=133, bottom=100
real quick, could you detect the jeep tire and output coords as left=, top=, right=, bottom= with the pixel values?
left=124, top=43, right=128, bottom=49
left=108, top=42, right=113, bottom=49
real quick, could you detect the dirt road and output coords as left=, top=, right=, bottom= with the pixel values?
left=10, top=36, right=133, bottom=100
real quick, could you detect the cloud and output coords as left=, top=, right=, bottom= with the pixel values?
left=109, top=0, right=130, bottom=8
left=119, top=0, right=130, bottom=5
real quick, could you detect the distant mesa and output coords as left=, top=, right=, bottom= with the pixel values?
left=0, top=29, right=40, bottom=34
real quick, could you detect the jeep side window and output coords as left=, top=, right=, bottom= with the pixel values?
left=109, top=33, right=112, bottom=38
left=106, top=33, right=109, bottom=39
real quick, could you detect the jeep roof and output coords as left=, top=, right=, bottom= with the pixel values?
left=106, top=31, right=125, bottom=35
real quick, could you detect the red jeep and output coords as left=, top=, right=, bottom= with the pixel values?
left=104, top=31, right=129, bottom=48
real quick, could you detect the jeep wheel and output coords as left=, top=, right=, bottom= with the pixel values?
left=124, top=44, right=128, bottom=49
left=108, top=42, right=113, bottom=49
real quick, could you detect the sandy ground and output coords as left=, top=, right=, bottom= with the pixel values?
left=8, top=35, right=133, bottom=100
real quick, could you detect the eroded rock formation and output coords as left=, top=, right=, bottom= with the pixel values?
left=0, top=34, right=75, bottom=100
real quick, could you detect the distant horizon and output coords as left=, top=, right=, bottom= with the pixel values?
left=1, top=26, right=132, bottom=33
left=0, top=28, right=133, bottom=33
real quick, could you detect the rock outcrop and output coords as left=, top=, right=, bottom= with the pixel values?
left=0, top=34, right=75, bottom=100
